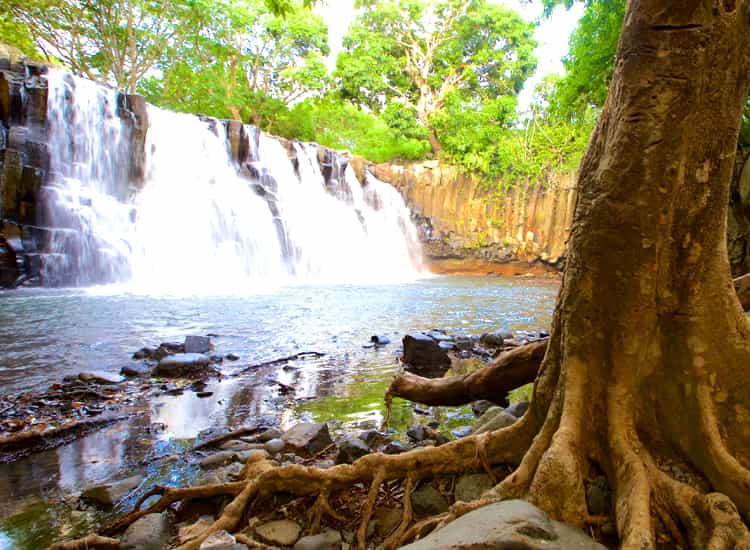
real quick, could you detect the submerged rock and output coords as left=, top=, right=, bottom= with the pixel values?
left=121, top=362, right=151, bottom=377
left=401, top=500, right=607, bottom=550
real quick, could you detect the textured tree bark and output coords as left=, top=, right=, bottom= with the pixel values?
left=487, top=2, right=750, bottom=547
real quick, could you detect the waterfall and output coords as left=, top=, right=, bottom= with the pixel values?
left=39, top=71, right=426, bottom=292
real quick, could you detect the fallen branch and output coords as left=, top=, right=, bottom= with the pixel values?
left=387, top=339, right=547, bottom=407
left=48, top=534, right=120, bottom=550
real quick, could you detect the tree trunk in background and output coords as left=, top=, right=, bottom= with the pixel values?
left=483, top=2, right=750, bottom=547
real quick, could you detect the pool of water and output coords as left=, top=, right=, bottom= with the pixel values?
left=0, top=275, right=558, bottom=548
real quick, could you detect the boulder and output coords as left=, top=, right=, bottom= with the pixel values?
left=454, top=473, right=494, bottom=502
left=264, top=438, right=286, bottom=454
left=335, top=437, right=371, bottom=464
left=78, top=371, right=124, bottom=384
left=282, top=422, right=333, bottom=456
left=185, top=335, right=212, bottom=354
left=402, top=332, right=451, bottom=376
left=293, top=529, right=342, bottom=550
left=154, top=353, right=212, bottom=378
left=400, top=500, right=608, bottom=550
left=120, top=512, right=169, bottom=550
left=258, top=427, right=284, bottom=442
left=411, top=483, right=449, bottom=517
left=255, top=519, right=302, bottom=546
left=81, top=474, right=143, bottom=507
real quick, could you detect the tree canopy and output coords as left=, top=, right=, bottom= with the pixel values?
left=336, top=0, right=537, bottom=153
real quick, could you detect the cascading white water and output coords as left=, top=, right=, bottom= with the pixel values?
left=44, top=70, right=136, bottom=285
left=41, top=72, right=427, bottom=293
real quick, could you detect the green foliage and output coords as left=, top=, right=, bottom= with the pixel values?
left=336, top=0, right=537, bottom=152
left=281, top=98, right=431, bottom=162
left=0, top=15, right=41, bottom=58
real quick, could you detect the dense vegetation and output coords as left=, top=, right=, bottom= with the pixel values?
left=2, top=0, right=747, bottom=183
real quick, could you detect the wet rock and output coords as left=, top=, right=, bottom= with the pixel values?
left=133, top=346, right=156, bottom=360
left=454, top=337, right=473, bottom=352
left=383, top=441, right=410, bottom=454
left=120, top=512, right=169, bottom=550
left=225, top=353, right=240, bottom=361
left=479, top=331, right=505, bottom=348
left=370, top=335, right=391, bottom=346
left=282, top=422, right=333, bottom=456
left=293, top=529, right=342, bottom=550
left=220, top=440, right=264, bottom=452
left=196, top=391, right=213, bottom=398
left=505, top=400, right=530, bottom=418
left=264, top=437, right=286, bottom=454
left=407, top=425, right=448, bottom=445
left=185, top=335, right=212, bottom=354
left=200, top=530, right=248, bottom=550
left=154, top=353, right=213, bottom=378
left=336, top=437, right=371, bottom=464
left=78, top=371, right=124, bottom=384
left=121, top=362, right=151, bottom=377
left=81, top=474, right=143, bottom=507
left=426, top=330, right=452, bottom=342
left=401, top=500, right=607, bottom=550
left=258, top=427, right=284, bottom=442
left=454, top=473, right=494, bottom=502
left=402, top=332, right=451, bottom=376
left=255, top=519, right=302, bottom=546
left=411, top=483, right=449, bottom=517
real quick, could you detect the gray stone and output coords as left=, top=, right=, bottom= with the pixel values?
left=358, top=429, right=390, bottom=449
left=505, top=400, right=530, bottom=418
left=402, top=332, right=451, bottom=376
left=454, top=473, right=494, bottom=502
left=121, top=362, right=152, bottom=377
left=81, top=474, right=143, bottom=507
left=370, top=335, right=391, bottom=346
left=400, top=500, right=608, bottom=550
left=120, top=512, right=169, bottom=550
left=282, top=422, right=333, bottom=456
left=154, top=353, right=212, bottom=377
left=185, top=335, right=212, bottom=354
left=200, top=530, right=248, bottom=550
left=471, top=400, right=494, bottom=417
left=293, top=529, right=342, bottom=550
left=220, top=439, right=264, bottom=452
left=78, top=371, right=124, bottom=384
left=264, top=438, right=286, bottom=454
left=473, top=407, right=518, bottom=435
left=179, top=516, right=214, bottom=544
left=199, top=450, right=238, bottom=468
left=336, top=437, right=371, bottom=464
left=411, top=483, right=449, bottom=517
left=255, top=519, right=302, bottom=546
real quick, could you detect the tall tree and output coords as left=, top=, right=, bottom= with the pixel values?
left=336, top=0, right=536, bottom=153
left=145, top=0, right=330, bottom=125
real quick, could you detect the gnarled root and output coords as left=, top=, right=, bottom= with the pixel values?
left=48, top=535, right=120, bottom=549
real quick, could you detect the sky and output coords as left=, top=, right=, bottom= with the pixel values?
left=315, top=0, right=585, bottom=113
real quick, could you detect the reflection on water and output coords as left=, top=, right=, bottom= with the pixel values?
left=0, top=276, right=558, bottom=548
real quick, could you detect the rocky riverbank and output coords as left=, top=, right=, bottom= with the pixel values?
left=0, top=326, right=619, bottom=550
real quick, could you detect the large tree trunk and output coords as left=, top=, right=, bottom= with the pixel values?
left=488, top=2, right=750, bottom=548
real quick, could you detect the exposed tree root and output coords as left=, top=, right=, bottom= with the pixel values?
left=387, top=339, right=546, bottom=407
left=48, top=535, right=120, bottom=550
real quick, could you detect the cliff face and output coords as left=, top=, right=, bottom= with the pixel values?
left=370, top=161, right=577, bottom=269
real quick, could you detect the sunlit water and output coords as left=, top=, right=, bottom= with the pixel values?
left=0, top=276, right=557, bottom=548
